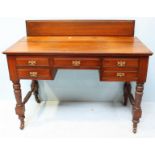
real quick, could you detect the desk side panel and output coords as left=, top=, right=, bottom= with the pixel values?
left=7, top=55, right=18, bottom=81
left=138, top=57, right=149, bottom=83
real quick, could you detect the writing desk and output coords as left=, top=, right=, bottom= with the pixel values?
left=3, top=20, right=152, bottom=133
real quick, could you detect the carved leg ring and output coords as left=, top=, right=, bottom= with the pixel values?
left=13, top=81, right=25, bottom=129
left=132, top=83, right=144, bottom=133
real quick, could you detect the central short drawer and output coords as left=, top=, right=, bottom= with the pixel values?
left=17, top=68, right=51, bottom=80
left=53, top=57, right=101, bottom=68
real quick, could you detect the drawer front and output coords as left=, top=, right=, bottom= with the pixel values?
left=17, top=68, right=51, bottom=80
left=103, top=58, right=139, bottom=68
left=101, top=71, right=138, bottom=81
left=53, top=57, right=100, bottom=68
left=16, top=56, right=49, bottom=67
left=103, top=67, right=138, bottom=72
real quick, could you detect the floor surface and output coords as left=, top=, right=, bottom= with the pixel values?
left=0, top=99, right=155, bottom=138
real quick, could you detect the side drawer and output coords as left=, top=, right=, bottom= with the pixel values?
left=17, top=68, right=51, bottom=80
left=53, top=57, right=100, bottom=68
left=101, top=71, right=138, bottom=81
left=16, top=56, right=49, bottom=67
left=103, top=58, right=139, bottom=68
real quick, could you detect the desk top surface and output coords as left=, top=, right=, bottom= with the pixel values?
left=4, top=36, right=152, bottom=56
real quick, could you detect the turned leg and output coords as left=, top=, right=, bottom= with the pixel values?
left=33, top=80, right=41, bottom=103
left=13, top=80, right=25, bottom=129
left=123, top=82, right=130, bottom=106
left=132, top=83, right=144, bottom=133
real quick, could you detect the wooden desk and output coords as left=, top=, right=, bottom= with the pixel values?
left=3, top=20, right=152, bottom=133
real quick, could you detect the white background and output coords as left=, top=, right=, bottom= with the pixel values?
left=0, top=0, right=155, bottom=155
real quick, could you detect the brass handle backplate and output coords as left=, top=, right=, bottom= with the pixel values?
left=28, top=60, right=37, bottom=66
left=29, top=72, right=38, bottom=78
left=72, top=60, right=80, bottom=66
left=116, top=72, right=125, bottom=77
left=117, top=61, right=126, bottom=67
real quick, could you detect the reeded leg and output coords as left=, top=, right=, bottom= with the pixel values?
left=132, top=83, right=144, bottom=133
left=123, top=82, right=129, bottom=106
left=12, top=80, right=25, bottom=129
left=33, top=80, right=41, bottom=103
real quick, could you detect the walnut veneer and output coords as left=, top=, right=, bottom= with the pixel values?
left=3, top=20, right=152, bottom=133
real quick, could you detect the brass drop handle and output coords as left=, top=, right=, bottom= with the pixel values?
left=28, top=60, right=37, bottom=66
left=117, top=61, right=126, bottom=67
left=29, top=72, right=38, bottom=78
left=116, top=72, right=125, bottom=77
left=72, top=60, right=81, bottom=66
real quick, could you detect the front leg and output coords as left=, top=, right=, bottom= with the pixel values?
left=12, top=80, right=25, bottom=129
left=132, top=83, right=144, bottom=133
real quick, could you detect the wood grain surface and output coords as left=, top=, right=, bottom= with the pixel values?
left=4, top=36, right=152, bottom=55
left=26, top=20, right=135, bottom=36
